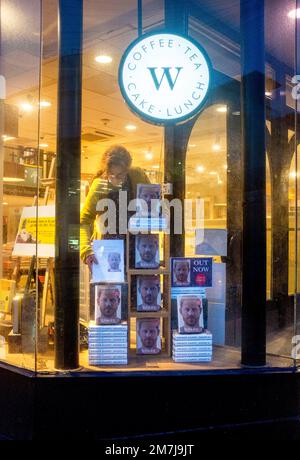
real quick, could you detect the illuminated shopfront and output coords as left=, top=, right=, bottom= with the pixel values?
left=0, top=0, right=300, bottom=440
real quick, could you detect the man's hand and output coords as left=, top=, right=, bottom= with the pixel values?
left=85, top=254, right=98, bottom=271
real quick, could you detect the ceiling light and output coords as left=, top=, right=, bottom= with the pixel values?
left=145, top=152, right=153, bottom=160
left=20, top=102, right=34, bottom=112
left=196, top=166, right=204, bottom=173
left=209, top=171, right=217, bottom=175
left=39, top=101, right=52, bottom=108
left=212, top=143, right=221, bottom=152
left=39, top=144, right=49, bottom=149
left=95, top=55, right=113, bottom=64
left=125, top=124, right=137, bottom=131
left=216, top=106, right=227, bottom=113
left=152, top=165, right=160, bottom=169
left=2, top=202, right=8, bottom=206
left=265, top=91, right=272, bottom=97
left=288, top=9, right=300, bottom=19
left=189, top=144, right=197, bottom=148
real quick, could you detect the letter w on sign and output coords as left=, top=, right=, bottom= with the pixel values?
left=147, top=67, right=183, bottom=91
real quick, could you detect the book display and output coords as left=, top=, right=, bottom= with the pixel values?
left=172, top=331, right=213, bottom=362
left=88, top=323, right=128, bottom=366
left=171, top=256, right=214, bottom=363
left=127, top=183, right=172, bottom=357
left=88, top=183, right=172, bottom=364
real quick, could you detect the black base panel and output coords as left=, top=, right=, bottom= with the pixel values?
left=0, top=364, right=300, bottom=440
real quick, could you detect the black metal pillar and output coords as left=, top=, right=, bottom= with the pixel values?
left=164, top=0, right=188, bottom=257
left=55, top=0, right=83, bottom=370
left=241, top=0, right=266, bottom=366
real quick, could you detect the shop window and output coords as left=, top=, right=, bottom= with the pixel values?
left=0, top=0, right=299, bottom=373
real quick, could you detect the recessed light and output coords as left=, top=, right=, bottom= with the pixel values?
left=196, top=166, right=204, bottom=173
left=20, top=102, right=34, bottom=112
left=125, top=124, right=137, bottom=131
left=212, top=143, right=221, bottom=152
left=39, top=101, right=52, bottom=108
left=288, top=9, right=300, bottom=19
left=95, top=55, right=113, bottom=64
left=145, top=152, right=153, bottom=160
left=216, top=106, right=227, bottom=113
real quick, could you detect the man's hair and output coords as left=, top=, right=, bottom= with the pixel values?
left=137, top=234, right=159, bottom=247
left=180, top=296, right=201, bottom=309
left=138, top=318, right=160, bottom=332
left=138, top=275, right=160, bottom=289
left=174, top=260, right=190, bottom=270
left=98, top=287, right=120, bottom=300
left=96, top=145, right=132, bottom=177
left=108, top=252, right=121, bottom=260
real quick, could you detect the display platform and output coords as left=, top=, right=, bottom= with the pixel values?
left=0, top=359, right=300, bottom=440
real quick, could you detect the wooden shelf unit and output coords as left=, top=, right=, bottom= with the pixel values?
left=126, top=231, right=171, bottom=357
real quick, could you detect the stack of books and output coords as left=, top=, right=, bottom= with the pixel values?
left=172, top=331, right=213, bottom=363
left=88, top=323, right=128, bottom=366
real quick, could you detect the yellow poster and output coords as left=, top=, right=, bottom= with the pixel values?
left=13, top=206, right=55, bottom=257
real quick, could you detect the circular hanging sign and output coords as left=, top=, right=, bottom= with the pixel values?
left=119, top=32, right=212, bottom=125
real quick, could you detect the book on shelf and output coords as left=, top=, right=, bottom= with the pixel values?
left=89, top=323, right=128, bottom=332
left=89, top=359, right=128, bottom=363
left=137, top=275, right=162, bottom=312
left=173, top=357, right=212, bottom=363
left=177, top=294, right=205, bottom=334
left=95, top=285, right=122, bottom=325
left=136, top=318, right=161, bottom=355
left=173, top=331, right=212, bottom=340
left=91, top=239, right=125, bottom=283
left=135, top=234, right=160, bottom=269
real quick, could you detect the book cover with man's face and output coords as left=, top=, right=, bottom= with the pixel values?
left=137, top=184, right=161, bottom=217
left=137, top=276, right=161, bottom=311
left=177, top=295, right=204, bottom=334
left=135, top=234, right=160, bottom=269
left=172, top=258, right=212, bottom=288
left=136, top=318, right=161, bottom=354
left=95, top=285, right=122, bottom=325
left=92, top=239, right=125, bottom=283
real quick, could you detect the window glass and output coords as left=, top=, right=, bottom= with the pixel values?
left=0, top=0, right=42, bottom=370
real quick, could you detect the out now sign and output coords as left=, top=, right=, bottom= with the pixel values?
left=119, top=32, right=212, bottom=125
